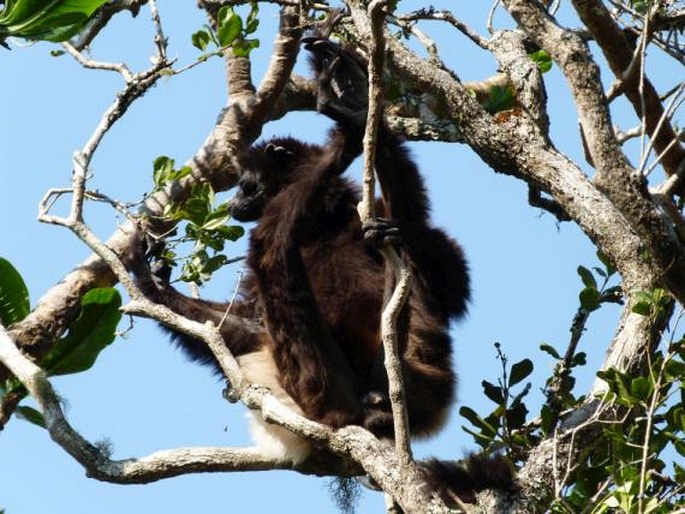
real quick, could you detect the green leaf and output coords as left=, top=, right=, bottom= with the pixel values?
left=169, top=166, right=192, bottom=183
left=153, top=156, right=175, bottom=187
left=632, top=300, right=652, bottom=316
left=579, top=286, right=601, bottom=312
left=505, top=401, right=528, bottom=429
left=664, top=404, right=684, bottom=431
left=216, top=6, right=242, bottom=47
left=510, top=382, right=532, bottom=407
left=482, top=85, right=516, bottom=114
left=0, top=257, right=30, bottom=326
left=630, top=376, right=651, bottom=403
left=245, top=2, right=259, bottom=34
left=40, top=288, right=121, bottom=376
left=16, top=405, right=46, bottom=428
left=246, top=18, right=259, bottom=35
left=597, top=368, right=633, bottom=406
left=191, top=29, right=211, bottom=51
left=592, top=266, right=607, bottom=279
left=482, top=380, right=504, bottom=404
left=202, top=204, right=231, bottom=230
left=577, top=266, right=597, bottom=289
left=509, top=358, right=534, bottom=387
left=204, top=235, right=226, bottom=252
left=632, top=1, right=648, bottom=14
left=461, top=426, right=494, bottom=448
left=664, top=359, right=685, bottom=381
left=232, top=38, right=259, bottom=57
left=601, top=285, right=623, bottom=304
left=674, top=463, right=685, bottom=485
left=216, top=224, right=245, bottom=242
left=182, top=198, right=212, bottom=226
left=540, top=404, right=555, bottom=435
left=596, top=250, right=616, bottom=277
left=202, top=254, right=228, bottom=275
left=571, top=352, right=587, bottom=367
left=528, top=49, right=552, bottom=73
left=539, top=343, right=561, bottom=359
left=675, top=439, right=685, bottom=457
left=459, top=406, right=498, bottom=436
left=0, top=0, right=109, bottom=42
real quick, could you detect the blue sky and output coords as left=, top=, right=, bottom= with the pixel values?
left=0, top=1, right=660, bottom=513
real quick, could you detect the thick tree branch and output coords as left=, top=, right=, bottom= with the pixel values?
left=500, top=0, right=685, bottom=304
left=1, top=4, right=304, bottom=400
left=342, top=3, right=682, bottom=509
left=71, top=0, right=148, bottom=51
left=572, top=0, right=685, bottom=188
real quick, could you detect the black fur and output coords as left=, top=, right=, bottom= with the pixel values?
left=422, top=455, right=515, bottom=505
left=130, top=35, right=513, bottom=503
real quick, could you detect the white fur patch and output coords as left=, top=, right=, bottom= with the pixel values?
left=237, top=351, right=312, bottom=464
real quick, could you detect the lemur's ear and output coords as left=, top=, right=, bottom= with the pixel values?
left=264, top=143, right=295, bottom=168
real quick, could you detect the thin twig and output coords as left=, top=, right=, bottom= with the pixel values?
left=638, top=348, right=669, bottom=512
left=71, top=0, right=148, bottom=51
left=395, top=8, right=488, bottom=49
left=218, top=268, right=245, bottom=330
left=360, top=0, right=414, bottom=470
left=637, top=81, right=685, bottom=176
left=487, top=0, right=502, bottom=35
left=61, top=41, right=133, bottom=81
left=615, top=124, right=643, bottom=144
left=148, top=0, right=168, bottom=62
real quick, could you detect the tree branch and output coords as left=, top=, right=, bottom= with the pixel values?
left=396, top=8, right=488, bottom=49
left=357, top=0, right=414, bottom=470
left=501, top=0, right=685, bottom=306
left=572, top=0, right=685, bottom=188
left=1, top=3, right=305, bottom=402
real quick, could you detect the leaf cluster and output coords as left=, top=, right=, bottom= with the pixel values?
left=0, top=0, right=108, bottom=44
left=557, top=340, right=685, bottom=512
left=460, top=258, right=684, bottom=512
left=192, top=3, right=260, bottom=61
left=0, top=258, right=121, bottom=428
left=152, top=157, right=244, bottom=285
left=577, top=251, right=623, bottom=314
left=460, top=343, right=535, bottom=464
left=539, top=254, right=622, bottom=433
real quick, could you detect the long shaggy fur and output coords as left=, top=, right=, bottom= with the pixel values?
left=130, top=36, right=514, bottom=504
left=422, top=455, right=516, bottom=505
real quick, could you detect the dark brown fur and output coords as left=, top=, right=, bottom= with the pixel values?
left=132, top=120, right=468, bottom=436
left=241, top=123, right=469, bottom=436
left=131, top=37, right=514, bottom=502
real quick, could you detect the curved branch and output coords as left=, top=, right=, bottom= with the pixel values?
left=361, top=0, right=414, bottom=469
left=252, top=6, right=304, bottom=122
left=2, top=4, right=306, bottom=392
left=487, top=30, right=549, bottom=134
left=500, top=0, right=685, bottom=302
left=572, top=0, right=685, bottom=187
left=0, top=321, right=352, bottom=482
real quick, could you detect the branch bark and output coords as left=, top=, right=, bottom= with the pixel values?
left=571, top=0, right=685, bottom=188
left=357, top=0, right=414, bottom=472
left=343, top=2, right=681, bottom=509
left=1, top=5, right=304, bottom=418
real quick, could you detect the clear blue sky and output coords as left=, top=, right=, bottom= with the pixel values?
left=0, top=2, right=656, bottom=513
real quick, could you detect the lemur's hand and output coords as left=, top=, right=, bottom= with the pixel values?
left=303, top=37, right=368, bottom=128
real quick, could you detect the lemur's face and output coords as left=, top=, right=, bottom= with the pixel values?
left=230, top=142, right=297, bottom=222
